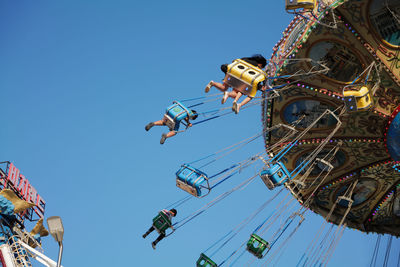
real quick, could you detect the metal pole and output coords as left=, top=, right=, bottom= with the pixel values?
left=57, top=241, right=63, bottom=267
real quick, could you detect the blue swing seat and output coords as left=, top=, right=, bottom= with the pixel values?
left=176, top=164, right=210, bottom=197
left=260, top=161, right=291, bottom=190
left=164, top=101, right=193, bottom=131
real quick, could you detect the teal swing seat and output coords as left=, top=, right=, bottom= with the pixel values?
left=152, top=212, right=172, bottom=234
left=259, top=161, right=291, bottom=190
left=196, top=253, right=218, bottom=267
left=164, top=101, right=194, bottom=131
left=246, top=233, right=270, bottom=259
left=176, top=164, right=210, bottom=197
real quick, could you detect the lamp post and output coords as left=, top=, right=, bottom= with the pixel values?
left=47, top=216, right=64, bottom=267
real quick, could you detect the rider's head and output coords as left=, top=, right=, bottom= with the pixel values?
left=170, top=209, right=177, bottom=217
left=252, top=54, right=267, bottom=68
left=190, top=110, right=198, bottom=120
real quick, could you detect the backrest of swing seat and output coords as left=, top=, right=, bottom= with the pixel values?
left=176, top=164, right=209, bottom=197
left=315, top=158, right=334, bottom=170
left=165, top=101, right=192, bottom=123
left=260, top=170, right=269, bottom=180
left=263, top=162, right=290, bottom=185
left=224, top=75, right=258, bottom=98
left=152, top=212, right=172, bottom=233
left=246, top=234, right=269, bottom=259
left=225, top=59, right=266, bottom=97
left=163, top=114, right=175, bottom=131
left=260, top=169, right=276, bottom=190
left=343, top=85, right=372, bottom=111
left=196, top=253, right=218, bottom=267
left=337, top=196, right=353, bottom=207
left=285, top=0, right=315, bottom=11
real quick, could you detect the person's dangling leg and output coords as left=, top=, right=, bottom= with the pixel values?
left=210, top=81, right=229, bottom=92
left=160, top=131, right=176, bottom=145
left=233, top=91, right=242, bottom=103
left=222, top=90, right=237, bottom=104
left=228, top=91, right=238, bottom=99
left=238, top=96, right=252, bottom=108
left=205, top=80, right=229, bottom=93
left=234, top=96, right=253, bottom=114
left=152, top=232, right=166, bottom=249
left=143, top=226, right=155, bottom=238
left=205, top=64, right=229, bottom=93
left=145, top=119, right=165, bottom=131
left=232, top=91, right=243, bottom=114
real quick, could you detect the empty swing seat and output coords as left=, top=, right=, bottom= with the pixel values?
left=176, top=164, right=210, bottom=197
left=343, top=85, right=372, bottom=112
left=246, top=233, right=270, bottom=259
left=260, top=162, right=291, bottom=190
left=224, top=59, right=266, bottom=98
left=315, top=158, right=334, bottom=171
left=196, top=253, right=218, bottom=267
left=337, top=195, right=354, bottom=208
left=164, top=101, right=193, bottom=131
left=285, top=0, right=316, bottom=11
left=152, top=212, right=172, bottom=233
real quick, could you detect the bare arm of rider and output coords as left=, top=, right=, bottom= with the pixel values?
left=185, top=117, right=192, bottom=128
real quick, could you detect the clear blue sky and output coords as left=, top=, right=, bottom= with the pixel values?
left=0, top=1, right=398, bottom=266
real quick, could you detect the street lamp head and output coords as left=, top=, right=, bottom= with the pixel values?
left=47, top=216, right=64, bottom=243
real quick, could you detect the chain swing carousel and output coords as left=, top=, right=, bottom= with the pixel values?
left=146, top=0, right=400, bottom=266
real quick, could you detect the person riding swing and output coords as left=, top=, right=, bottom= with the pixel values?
left=145, top=101, right=198, bottom=144
left=142, top=209, right=177, bottom=249
left=204, top=54, right=268, bottom=114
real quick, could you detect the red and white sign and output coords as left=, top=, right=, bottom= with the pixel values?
left=2, top=163, right=45, bottom=218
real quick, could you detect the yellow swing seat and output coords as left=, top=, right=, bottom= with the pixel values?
left=285, top=0, right=316, bottom=11
left=343, top=85, right=372, bottom=112
left=223, top=59, right=266, bottom=98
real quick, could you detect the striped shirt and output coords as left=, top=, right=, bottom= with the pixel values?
left=161, top=209, right=174, bottom=221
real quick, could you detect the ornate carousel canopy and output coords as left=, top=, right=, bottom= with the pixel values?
left=263, top=0, right=400, bottom=236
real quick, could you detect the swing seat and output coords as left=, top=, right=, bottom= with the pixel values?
left=315, top=158, right=334, bottom=171
left=343, top=85, right=372, bottom=112
left=224, top=59, right=266, bottom=97
left=285, top=0, right=316, bottom=11
left=246, top=233, right=270, bottom=259
left=196, top=253, right=218, bottom=267
left=259, top=162, right=291, bottom=190
left=290, top=179, right=305, bottom=189
left=337, top=196, right=353, bottom=208
left=176, top=164, right=210, bottom=197
left=164, top=101, right=193, bottom=131
left=152, top=212, right=172, bottom=234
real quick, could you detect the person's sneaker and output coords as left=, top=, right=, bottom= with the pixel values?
left=142, top=233, right=147, bottom=239
left=145, top=122, right=154, bottom=131
left=221, top=91, right=229, bottom=104
left=152, top=242, right=156, bottom=250
left=160, top=134, right=167, bottom=145
left=232, top=102, right=240, bottom=114
left=205, top=81, right=213, bottom=93
left=236, top=103, right=241, bottom=114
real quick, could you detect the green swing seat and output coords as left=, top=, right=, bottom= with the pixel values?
left=246, top=233, right=270, bottom=259
left=152, top=212, right=172, bottom=233
left=196, top=253, right=218, bottom=267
